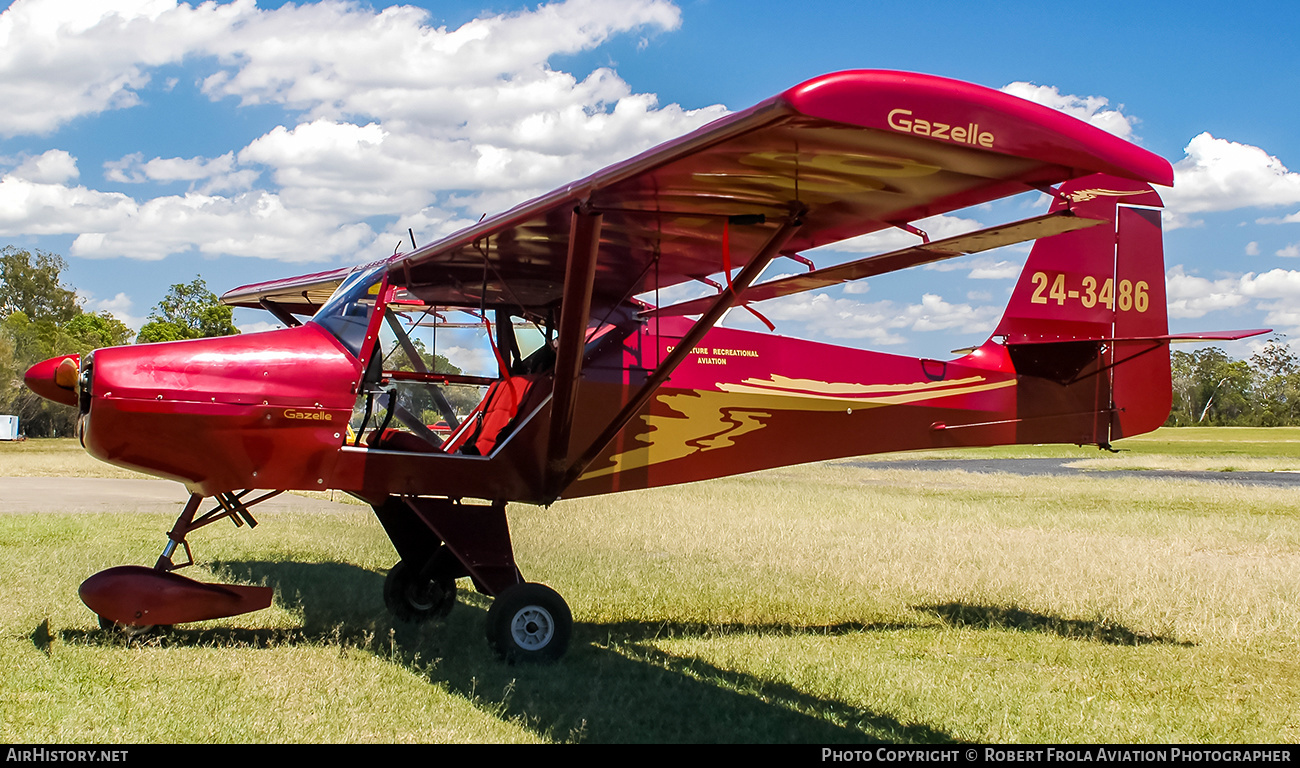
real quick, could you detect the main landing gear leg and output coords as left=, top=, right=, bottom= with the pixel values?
left=372, top=496, right=573, bottom=663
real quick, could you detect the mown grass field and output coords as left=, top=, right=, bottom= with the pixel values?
left=1, top=430, right=1298, bottom=743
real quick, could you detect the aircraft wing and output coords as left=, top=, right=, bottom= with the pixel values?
left=388, top=70, right=1173, bottom=311
left=220, top=265, right=360, bottom=315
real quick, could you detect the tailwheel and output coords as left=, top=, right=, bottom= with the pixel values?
left=485, top=582, right=572, bottom=664
left=383, top=560, right=457, bottom=622
left=97, top=615, right=169, bottom=638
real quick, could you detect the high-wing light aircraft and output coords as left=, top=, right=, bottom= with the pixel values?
left=25, top=71, right=1265, bottom=662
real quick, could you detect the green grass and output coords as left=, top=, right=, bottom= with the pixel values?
left=0, top=437, right=149, bottom=479
left=1, top=432, right=1299, bottom=742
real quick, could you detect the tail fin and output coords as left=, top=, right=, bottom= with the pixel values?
left=992, top=173, right=1170, bottom=444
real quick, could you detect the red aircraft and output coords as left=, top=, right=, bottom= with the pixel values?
left=25, top=70, right=1265, bottom=662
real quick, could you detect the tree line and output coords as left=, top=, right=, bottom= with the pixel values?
left=1169, top=338, right=1300, bottom=426
left=1, top=246, right=238, bottom=437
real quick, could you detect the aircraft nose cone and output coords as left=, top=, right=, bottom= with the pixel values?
left=24, top=354, right=80, bottom=407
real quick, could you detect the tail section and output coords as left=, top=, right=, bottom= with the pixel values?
left=992, top=174, right=1171, bottom=445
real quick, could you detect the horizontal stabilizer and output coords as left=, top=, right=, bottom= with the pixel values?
left=643, top=211, right=1106, bottom=318
left=1003, top=328, right=1271, bottom=345
left=1162, top=329, right=1272, bottom=342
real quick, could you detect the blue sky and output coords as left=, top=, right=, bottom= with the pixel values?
left=3, top=0, right=1299, bottom=372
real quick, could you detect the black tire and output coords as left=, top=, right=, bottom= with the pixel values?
left=383, top=560, right=457, bottom=622
left=97, top=615, right=168, bottom=638
left=485, top=582, right=572, bottom=664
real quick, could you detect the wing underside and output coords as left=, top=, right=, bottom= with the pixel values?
left=221, top=265, right=356, bottom=315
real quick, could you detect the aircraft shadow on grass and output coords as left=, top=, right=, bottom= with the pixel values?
left=50, top=559, right=915, bottom=742
left=917, top=603, right=1194, bottom=647
left=54, top=559, right=1192, bottom=743
left=230, top=560, right=959, bottom=743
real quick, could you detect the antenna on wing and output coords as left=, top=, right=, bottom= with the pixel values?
left=409, top=228, right=418, bottom=250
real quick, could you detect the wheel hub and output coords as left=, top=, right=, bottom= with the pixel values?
left=510, top=606, right=554, bottom=650
left=406, top=580, right=439, bottom=611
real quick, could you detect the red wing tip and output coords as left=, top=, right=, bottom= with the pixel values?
left=781, top=70, right=1173, bottom=186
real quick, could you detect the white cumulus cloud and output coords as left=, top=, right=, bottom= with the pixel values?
left=1165, top=264, right=1300, bottom=337
left=11, top=149, right=80, bottom=183
left=0, top=0, right=725, bottom=264
left=80, top=290, right=146, bottom=330
left=808, top=214, right=985, bottom=256
left=730, top=289, right=1003, bottom=347
left=1165, top=265, right=1249, bottom=319
left=1161, top=133, right=1300, bottom=226
left=1000, top=82, right=1138, bottom=140
left=0, top=173, right=136, bottom=236
left=0, top=0, right=249, bottom=137
left=1000, top=83, right=1300, bottom=233
left=67, top=190, right=375, bottom=262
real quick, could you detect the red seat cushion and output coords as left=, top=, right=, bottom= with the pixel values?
left=443, top=374, right=547, bottom=456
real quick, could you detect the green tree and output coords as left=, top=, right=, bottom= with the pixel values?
left=1, top=311, right=82, bottom=437
left=1249, top=335, right=1300, bottom=426
left=380, top=336, right=476, bottom=423
left=137, top=277, right=239, bottom=343
left=1, top=247, right=144, bottom=436
left=1167, top=347, right=1254, bottom=426
left=65, top=312, right=134, bottom=349
left=0, top=246, right=79, bottom=324
left=1170, top=349, right=1198, bottom=425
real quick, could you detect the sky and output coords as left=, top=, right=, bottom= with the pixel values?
left=2, top=0, right=1299, bottom=374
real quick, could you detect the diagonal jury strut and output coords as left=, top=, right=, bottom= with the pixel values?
left=551, top=212, right=805, bottom=500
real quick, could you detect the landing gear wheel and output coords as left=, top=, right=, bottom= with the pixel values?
left=97, top=615, right=168, bottom=638
left=383, top=560, right=457, bottom=622
left=485, top=582, right=572, bottom=664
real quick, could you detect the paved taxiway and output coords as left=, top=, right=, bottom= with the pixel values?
left=844, top=458, right=1300, bottom=488
left=3, top=461, right=1295, bottom=515
left=0, top=476, right=356, bottom=514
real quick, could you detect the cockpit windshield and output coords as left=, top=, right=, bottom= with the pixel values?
left=311, top=264, right=386, bottom=357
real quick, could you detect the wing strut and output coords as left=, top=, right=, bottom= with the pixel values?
left=259, top=299, right=303, bottom=328
left=643, top=210, right=1105, bottom=318
left=551, top=212, right=805, bottom=500
left=545, top=208, right=603, bottom=496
